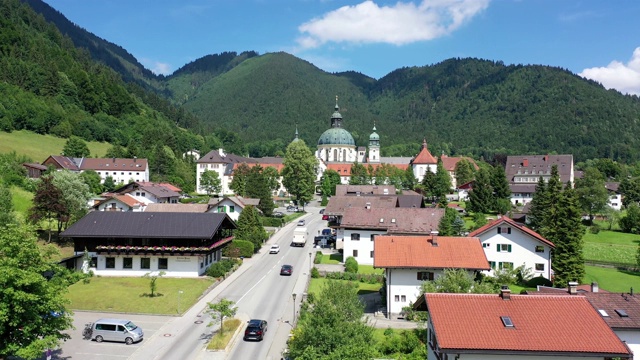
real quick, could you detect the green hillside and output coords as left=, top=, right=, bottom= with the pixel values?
left=0, top=130, right=111, bottom=161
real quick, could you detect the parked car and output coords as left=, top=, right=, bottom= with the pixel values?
left=272, top=211, right=285, bottom=218
left=280, top=264, right=293, bottom=276
left=244, top=319, right=268, bottom=341
left=319, top=209, right=325, bottom=214
left=297, top=219, right=305, bottom=226
left=321, top=228, right=331, bottom=236
left=286, top=205, right=298, bottom=212
left=269, top=244, right=280, bottom=254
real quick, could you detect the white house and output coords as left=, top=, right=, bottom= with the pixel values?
left=410, top=139, right=437, bottom=183
left=415, top=291, right=632, bottom=359
left=469, top=216, right=554, bottom=280
left=61, top=212, right=236, bottom=278
left=207, top=196, right=261, bottom=221
left=42, top=155, right=149, bottom=184
left=606, top=182, right=622, bottom=211
left=505, top=154, right=574, bottom=206
left=339, top=207, right=444, bottom=265
left=94, top=194, right=146, bottom=212
left=373, top=234, right=489, bottom=318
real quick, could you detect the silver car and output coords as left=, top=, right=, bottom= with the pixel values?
left=92, top=318, right=143, bottom=345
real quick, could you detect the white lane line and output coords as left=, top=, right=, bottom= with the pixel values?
left=236, top=272, right=268, bottom=305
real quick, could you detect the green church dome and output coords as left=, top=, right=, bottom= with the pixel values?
left=369, top=125, right=379, bottom=141
left=318, top=128, right=355, bottom=146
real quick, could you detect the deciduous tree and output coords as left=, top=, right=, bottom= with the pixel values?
left=62, top=136, right=90, bottom=157
left=51, top=170, right=92, bottom=229
left=200, top=170, right=222, bottom=197
left=206, top=298, right=237, bottom=336
left=230, top=163, right=251, bottom=197
left=245, top=165, right=275, bottom=217
left=29, top=176, right=68, bottom=242
left=281, top=141, right=317, bottom=209
left=234, top=205, right=267, bottom=250
left=575, top=167, right=609, bottom=224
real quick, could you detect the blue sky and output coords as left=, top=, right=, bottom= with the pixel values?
left=46, top=0, right=640, bottom=94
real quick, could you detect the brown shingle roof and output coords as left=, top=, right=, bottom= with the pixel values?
left=469, top=216, right=555, bottom=248
left=423, top=293, right=631, bottom=356
left=325, top=195, right=398, bottom=216
left=585, top=292, right=640, bottom=330
left=335, top=185, right=396, bottom=196
left=341, top=208, right=444, bottom=234
left=440, top=155, right=479, bottom=171
left=505, top=154, right=573, bottom=183
left=78, top=157, right=148, bottom=171
left=374, top=235, right=489, bottom=270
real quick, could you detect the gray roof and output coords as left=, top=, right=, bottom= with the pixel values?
left=139, top=184, right=181, bottom=199
left=145, top=203, right=209, bottom=213
left=335, top=185, right=396, bottom=196
left=325, top=195, right=398, bottom=216
left=341, top=207, right=445, bottom=233
left=60, top=212, right=233, bottom=239
left=379, top=157, right=413, bottom=164
left=505, top=155, right=573, bottom=184
left=509, top=184, right=537, bottom=193
left=208, top=196, right=260, bottom=208
left=396, top=194, right=424, bottom=208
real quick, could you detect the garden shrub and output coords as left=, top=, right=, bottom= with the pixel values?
left=261, top=217, right=283, bottom=227
left=311, top=267, right=320, bottom=278
left=314, top=251, right=323, bottom=264
left=344, top=256, right=358, bottom=273
left=223, top=240, right=254, bottom=258
left=525, top=276, right=553, bottom=288
left=206, top=259, right=238, bottom=278
left=590, top=224, right=601, bottom=234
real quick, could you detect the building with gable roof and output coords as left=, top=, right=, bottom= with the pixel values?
left=505, top=154, right=574, bottom=206
left=469, top=216, right=554, bottom=279
left=440, top=154, right=479, bottom=189
left=415, top=291, right=632, bottom=359
left=585, top=291, right=640, bottom=359
left=42, top=155, right=149, bottom=184
left=207, top=195, right=261, bottom=221
left=94, top=194, right=146, bottom=212
left=374, top=234, right=489, bottom=318
left=410, top=138, right=438, bottom=183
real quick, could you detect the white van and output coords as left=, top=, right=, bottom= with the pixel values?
left=92, top=318, right=143, bottom=345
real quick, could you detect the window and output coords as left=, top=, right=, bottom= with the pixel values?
left=482, top=243, right=489, bottom=248
left=370, top=251, right=374, bottom=258
left=353, top=250, right=358, bottom=257
left=351, top=233, right=360, bottom=241
left=218, top=206, right=225, bottom=212
left=394, top=295, right=400, bottom=302
left=123, top=257, right=133, bottom=269
left=489, top=261, right=496, bottom=269
left=535, top=245, right=544, bottom=253
left=140, top=258, right=151, bottom=269
left=106, top=257, right=115, bottom=269
left=401, top=295, right=406, bottom=302
left=229, top=206, right=235, bottom=213
left=370, top=234, right=375, bottom=241
left=96, top=324, right=116, bottom=331
left=535, top=263, right=545, bottom=271
left=497, top=244, right=512, bottom=252
left=499, top=262, right=513, bottom=270
left=158, top=258, right=168, bottom=270
left=497, top=227, right=511, bottom=234
left=417, top=271, right=435, bottom=281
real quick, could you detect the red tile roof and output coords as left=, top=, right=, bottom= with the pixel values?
left=374, top=235, right=489, bottom=270
left=341, top=207, right=444, bottom=234
left=42, top=155, right=80, bottom=171
left=424, top=293, right=631, bottom=356
left=469, top=216, right=554, bottom=248
left=137, top=182, right=182, bottom=193
left=113, top=194, right=143, bottom=208
left=233, top=162, right=285, bottom=173
left=411, top=139, right=437, bottom=164
left=440, top=155, right=479, bottom=172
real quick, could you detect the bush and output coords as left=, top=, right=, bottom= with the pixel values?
left=311, top=267, right=320, bottom=278
left=314, top=251, right=323, bottom=264
left=589, top=224, right=601, bottom=234
left=525, top=276, right=553, bottom=288
left=223, top=240, right=254, bottom=258
left=261, top=217, right=283, bottom=227
left=206, top=259, right=238, bottom=278
left=344, top=256, right=358, bottom=273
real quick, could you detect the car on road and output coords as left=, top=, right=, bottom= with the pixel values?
left=272, top=211, right=285, bottom=218
left=297, top=219, right=305, bottom=226
left=269, top=244, right=280, bottom=254
left=319, top=209, right=325, bottom=214
left=280, top=264, right=293, bottom=276
left=243, top=319, right=268, bottom=341
left=286, top=205, right=298, bottom=212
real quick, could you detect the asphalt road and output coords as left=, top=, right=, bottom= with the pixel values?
left=44, top=205, right=325, bottom=360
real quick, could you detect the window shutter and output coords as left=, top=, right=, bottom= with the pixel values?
left=417, top=272, right=421, bottom=280
left=508, top=244, right=512, bottom=252
left=497, top=228, right=501, bottom=234
left=507, top=228, right=511, bottom=234
left=496, top=244, right=500, bottom=252
left=429, top=272, right=434, bottom=281
left=499, top=262, right=503, bottom=269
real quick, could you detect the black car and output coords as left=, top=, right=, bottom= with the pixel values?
left=244, top=319, right=268, bottom=341
left=280, top=264, right=293, bottom=276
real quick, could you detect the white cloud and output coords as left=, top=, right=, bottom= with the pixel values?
left=296, top=0, right=489, bottom=49
left=140, top=58, right=173, bottom=76
left=579, top=47, right=640, bottom=95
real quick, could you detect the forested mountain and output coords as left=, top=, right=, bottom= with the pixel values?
left=11, top=0, right=640, bottom=164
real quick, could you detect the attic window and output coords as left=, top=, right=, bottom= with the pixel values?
left=500, top=316, right=514, bottom=328
left=379, top=218, right=384, bottom=223
left=598, top=309, right=610, bottom=317
left=615, top=309, right=629, bottom=317
left=391, top=218, right=396, bottom=223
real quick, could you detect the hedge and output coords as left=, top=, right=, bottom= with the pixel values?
left=222, top=240, right=254, bottom=258
left=261, top=217, right=284, bottom=227
left=206, top=258, right=240, bottom=278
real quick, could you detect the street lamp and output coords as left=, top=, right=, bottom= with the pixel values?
left=309, top=252, right=312, bottom=270
left=178, top=290, right=183, bottom=315
left=292, top=293, right=297, bottom=325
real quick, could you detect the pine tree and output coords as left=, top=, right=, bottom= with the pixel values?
left=547, top=184, right=585, bottom=287
left=468, top=168, right=493, bottom=214
left=434, top=158, right=452, bottom=199
left=527, top=176, right=548, bottom=231
left=402, top=165, right=417, bottom=190
left=230, top=163, right=251, bottom=197
left=454, top=159, right=475, bottom=187
left=234, top=205, right=267, bottom=251
left=438, top=208, right=458, bottom=236
left=491, top=165, right=511, bottom=200
left=245, top=165, right=274, bottom=217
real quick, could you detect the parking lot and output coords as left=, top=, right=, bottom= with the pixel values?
left=46, top=311, right=173, bottom=360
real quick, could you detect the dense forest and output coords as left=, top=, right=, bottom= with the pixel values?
left=9, top=0, right=640, bottom=164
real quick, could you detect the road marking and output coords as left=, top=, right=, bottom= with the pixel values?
left=75, top=352, right=129, bottom=358
left=236, top=272, right=268, bottom=305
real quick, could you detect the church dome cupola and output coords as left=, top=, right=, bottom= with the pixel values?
left=369, top=124, right=379, bottom=146
left=330, top=96, right=343, bottom=128
left=318, top=96, right=355, bottom=146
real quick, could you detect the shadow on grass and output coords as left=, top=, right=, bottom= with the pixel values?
left=618, top=269, right=640, bottom=277
left=139, top=293, right=164, bottom=298
left=357, top=289, right=379, bottom=296
left=329, top=253, right=343, bottom=262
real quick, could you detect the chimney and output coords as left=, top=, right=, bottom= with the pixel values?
left=112, top=157, right=116, bottom=163
left=134, top=156, right=137, bottom=163
left=218, top=148, right=226, bottom=157
left=522, top=159, right=529, bottom=167
left=568, top=281, right=578, bottom=295
left=631, top=287, right=634, bottom=296
left=543, top=155, right=549, bottom=162
left=430, top=230, right=439, bottom=246
left=365, top=202, right=371, bottom=210
left=500, top=285, right=511, bottom=300
left=591, top=282, right=599, bottom=293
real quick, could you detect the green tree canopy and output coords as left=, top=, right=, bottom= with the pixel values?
left=454, top=159, right=475, bottom=187
left=51, top=170, right=92, bottom=229
left=0, top=224, right=73, bottom=360
left=229, top=163, right=251, bottom=197
left=281, top=141, right=317, bottom=209
left=206, top=298, right=237, bottom=336
left=245, top=165, right=275, bottom=217
left=468, top=167, right=493, bottom=214
left=234, top=205, right=267, bottom=251
left=79, top=169, right=103, bottom=195
left=575, top=167, right=609, bottom=224
left=62, top=136, right=90, bottom=157
left=320, top=169, right=341, bottom=196
left=349, top=162, right=370, bottom=185
left=200, top=170, right=222, bottom=196
left=29, top=176, right=68, bottom=242
left=420, top=268, right=495, bottom=294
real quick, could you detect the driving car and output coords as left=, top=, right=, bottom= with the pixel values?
left=244, top=319, right=268, bottom=341
left=269, top=244, right=280, bottom=254
left=280, top=264, right=293, bottom=276
left=297, top=219, right=305, bottom=226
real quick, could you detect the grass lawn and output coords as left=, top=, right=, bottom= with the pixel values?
left=319, top=253, right=342, bottom=264
left=0, top=130, right=111, bottom=161
left=358, top=265, right=384, bottom=275
left=206, top=318, right=241, bottom=350
left=67, top=276, right=215, bottom=315
left=10, top=185, right=33, bottom=220
left=584, top=265, right=640, bottom=293
left=583, top=230, right=640, bottom=265
left=38, top=240, right=75, bottom=262
left=308, top=278, right=382, bottom=296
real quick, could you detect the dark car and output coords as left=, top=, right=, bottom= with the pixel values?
left=319, top=209, right=325, bottom=214
left=244, top=319, right=268, bottom=341
left=280, top=264, right=293, bottom=276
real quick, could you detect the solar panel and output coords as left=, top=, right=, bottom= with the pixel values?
left=501, top=316, right=514, bottom=327
left=615, top=309, right=629, bottom=317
